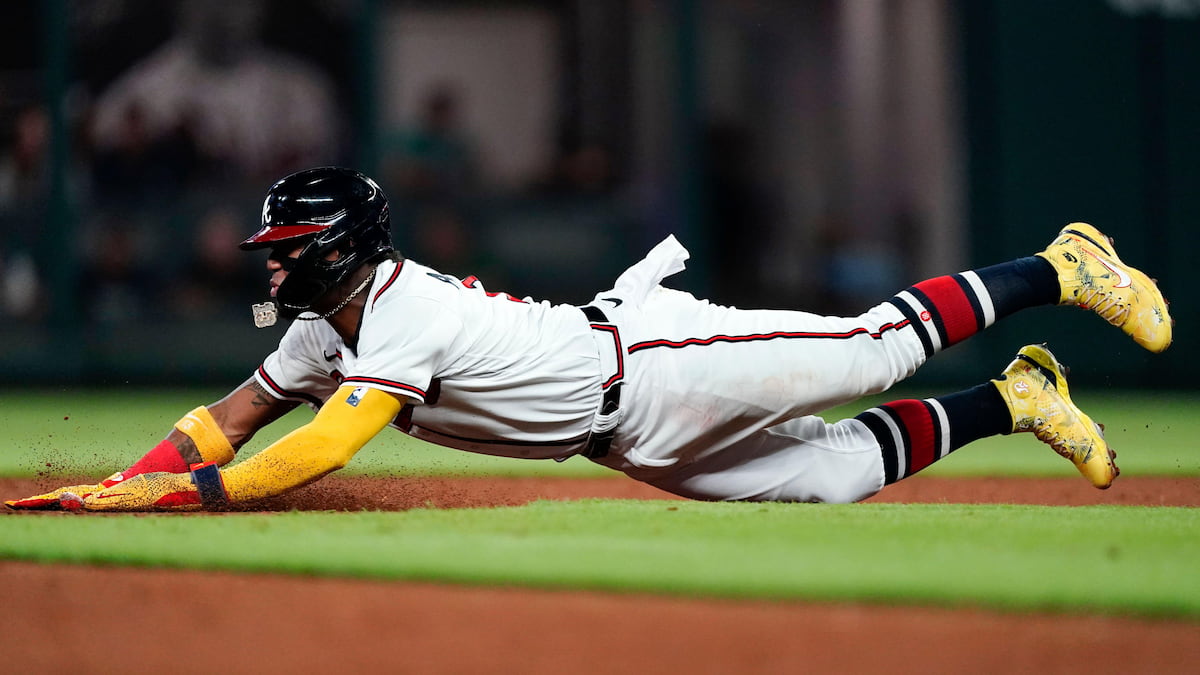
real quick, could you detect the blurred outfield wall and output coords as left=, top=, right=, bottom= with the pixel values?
left=956, top=0, right=1198, bottom=390
left=0, top=0, right=1195, bottom=390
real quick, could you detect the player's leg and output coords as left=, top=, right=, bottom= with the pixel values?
left=856, top=342, right=1115, bottom=491
left=886, top=252, right=1058, bottom=362
left=633, top=343, right=1113, bottom=503
left=630, top=225, right=1165, bottom=421
left=609, top=223, right=1162, bottom=489
left=892, top=222, right=1171, bottom=360
left=801, top=221, right=1173, bottom=401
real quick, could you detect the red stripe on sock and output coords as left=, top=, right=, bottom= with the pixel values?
left=913, top=275, right=978, bottom=346
left=888, top=399, right=937, bottom=477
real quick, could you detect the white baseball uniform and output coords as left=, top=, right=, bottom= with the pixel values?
left=255, top=236, right=931, bottom=503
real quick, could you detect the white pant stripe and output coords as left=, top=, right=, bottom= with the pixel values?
left=959, top=271, right=996, bottom=327
left=865, top=407, right=906, bottom=479
left=923, top=397, right=953, bottom=459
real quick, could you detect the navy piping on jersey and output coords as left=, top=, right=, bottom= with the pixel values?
left=256, top=365, right=323, bottom=407
left=342, top=375, right=427, bottom=400
left=626, top=319, right=912, bottom=354
left=370, top=260, right=404, bottom=309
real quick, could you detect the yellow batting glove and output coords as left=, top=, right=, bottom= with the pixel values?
left=6, top=483, right=107, bottom=510
left=83, top=472, right=204, bottom=512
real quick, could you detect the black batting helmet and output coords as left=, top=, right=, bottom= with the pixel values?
left=241, top=166, right=393, bottom=319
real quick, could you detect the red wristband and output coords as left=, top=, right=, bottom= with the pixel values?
left=121, top=439, right=190, bottom=480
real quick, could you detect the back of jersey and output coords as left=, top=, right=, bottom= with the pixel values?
left=348, top=258, right=603, bottom=453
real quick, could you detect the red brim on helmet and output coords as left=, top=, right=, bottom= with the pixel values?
left=239, top=223, right=330, bottom=250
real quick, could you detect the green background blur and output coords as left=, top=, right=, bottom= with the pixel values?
left=0, top=0, right=1195, bottom=393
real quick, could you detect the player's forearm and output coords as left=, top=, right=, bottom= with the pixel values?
left=206, top=378, right=301, bottom=450
left=218, top=427, right=356, bottom=502
left=217, top=385, right=404, bottom=503
left=119, top=406, right=236, bottom=479
left=117, top=379, right=296, bottom=481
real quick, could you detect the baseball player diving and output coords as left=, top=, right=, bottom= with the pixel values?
left=7, top=166, right=1173, bottom=511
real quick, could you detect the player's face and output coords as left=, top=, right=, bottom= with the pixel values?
left=265, top=245, right=304, bottom=298
left=264, top=245, right=344, bottom=297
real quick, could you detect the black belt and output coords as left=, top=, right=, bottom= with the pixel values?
left=580, top=305, right=621, bottom=459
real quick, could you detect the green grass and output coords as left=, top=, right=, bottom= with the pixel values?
left=2, top=388, right=1198, bottom=479
left=2, top=500, right=1197, bottom=618
left=5, top=388, right=1196, bottom=618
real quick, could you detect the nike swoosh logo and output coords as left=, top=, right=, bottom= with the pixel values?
left=602, top=297, right=623, bottom=306
left=95, top=492, right=132, bottom=499
left=1091, top=253, right=1132, bottom=289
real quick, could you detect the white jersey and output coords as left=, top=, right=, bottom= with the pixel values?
left=256, top=236, right=928, bottom=504
left=255, top=258, right=603, bottom=459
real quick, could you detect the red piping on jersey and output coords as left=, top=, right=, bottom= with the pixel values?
left=589, top=322, right=624, bottom=389
left=256, top=365, right=323, bottom=406
left=626, top=320, right=912, bottom=354
left=370, top=260, right=405, bottom=309
left=342, top=375, right=427, bottom=400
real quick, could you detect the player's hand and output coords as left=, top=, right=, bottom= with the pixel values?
left=82, top=472, right=203, bottom=512
left=5, top=482, right=108, bottom=510
left=4, top=472, right=127, bottom=510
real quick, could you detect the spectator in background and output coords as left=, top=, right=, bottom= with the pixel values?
left=383, top=83, right=480, bottom=204
left=0, top=246, right=44, bottom=322
left=77, top=219, right=158, bottom=325
left=382, top=82, right=483, bottom=278
left=89, top=102, right=199, bottom=207
left=88, top=0, right=340, bottom=186
left=172, top=208, right=260, bottom=320
left=0, top=106, right=56, bottom=324
left=531, top=139, right=619, bottom=198
left=0, top=105, right=50, bottom=209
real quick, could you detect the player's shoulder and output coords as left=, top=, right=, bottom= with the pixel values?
left=362, top=258, right=465, bottom=325
left=370, top=258, right=465, bottom=306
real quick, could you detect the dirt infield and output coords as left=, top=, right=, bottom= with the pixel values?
left=3, top=475, right=1198, bottom=674
left=4, top=474, right=1196, bottom=512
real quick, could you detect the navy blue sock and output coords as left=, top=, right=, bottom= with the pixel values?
left=856, top=383, right=1012, bottom=485
left=974, top=256, right=1060, bottom=320
left=936, top=382, right=1014, bottom=442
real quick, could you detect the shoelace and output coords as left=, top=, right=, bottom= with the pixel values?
left=1032, top=424, right=1074, bottom=459
left=1077, top=287, right=1131, bottom=326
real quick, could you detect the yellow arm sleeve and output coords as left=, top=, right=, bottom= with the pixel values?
left=174, top=406, right=236, bottom=465
left=218, top=386, right=404, bottom=503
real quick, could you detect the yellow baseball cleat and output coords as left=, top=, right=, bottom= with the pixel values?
left=1037, top=222, right=1172, bottom=353
left=992, top=344, right=1118, bottom=489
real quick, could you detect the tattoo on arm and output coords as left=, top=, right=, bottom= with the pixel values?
left=248, top=382, right=275, bottom=409
left=243, top=380, right=299, bottom=427
left=175, top=435, right=203, bottom=465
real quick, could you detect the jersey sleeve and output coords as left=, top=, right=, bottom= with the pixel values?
left=343, top=296, right=462, bottom=404
left=254, top=322, right=340, bottom=408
